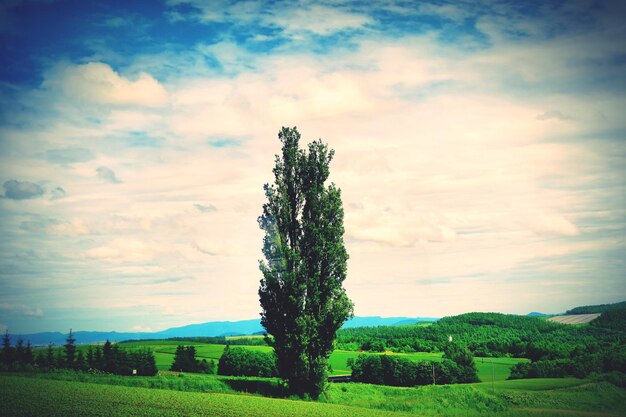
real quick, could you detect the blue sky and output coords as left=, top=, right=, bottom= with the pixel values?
left=0, top=0, right=625, bottom=333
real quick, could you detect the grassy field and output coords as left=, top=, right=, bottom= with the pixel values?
left=475, top=357, right=529, bottom=382
left=42, top=339, right=526, bottom=382
left=324, top=378, right=626, bottom=417
left=0, top=374, right=410, bottom=417
left=118, top=340, right=443, bottom=376
left=3, top=372, right=625, bottom=417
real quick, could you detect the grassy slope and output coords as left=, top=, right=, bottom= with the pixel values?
left=475, top=357, right=529, bottom=382
left=0, top=374, right=410, bottom=417
left=323, top=378, right=626, bottom=417
left=4, top=372, right=625, bottom=417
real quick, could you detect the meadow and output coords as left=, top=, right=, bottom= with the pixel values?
left=2, top=372, right=625, bottom=417
left=116, top=339, right=526, bottom=382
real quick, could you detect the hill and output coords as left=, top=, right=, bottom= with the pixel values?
left=566, top=300, right=626, bottom=314
left=527, top=312, right=550, bottom=317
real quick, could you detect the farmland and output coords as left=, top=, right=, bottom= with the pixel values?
left=548, top=314, right=601, bottom=324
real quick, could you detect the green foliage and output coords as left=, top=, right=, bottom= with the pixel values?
left=509, top=342, right=626, bottom=383
left=1, top=332, right=35, bottom=372
left=170, top=345, right=214, bottom=374
left=567, top=300, right=626, bottom=314
left=258, top=127, right=353, bottom=398
left=217, top=346, right=278, bottom=377
left=590, top=308, right=626, bottom=332
left=1, top=331, right=15, bottom=370
left=348, top=352, right=477, bottom=387
left=64, top=329, right=77, bottom=369
left=337, top=312, right=623, bottom=361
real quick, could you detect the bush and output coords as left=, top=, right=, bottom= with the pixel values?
left=217, top=346, right=278, bottom=377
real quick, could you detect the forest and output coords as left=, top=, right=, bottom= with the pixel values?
left=336, top=310, right=625, bottom=385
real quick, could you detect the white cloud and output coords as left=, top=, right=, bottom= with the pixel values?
left=130, top=324, right=153, bottom=332
left=49, top=218, right=89, bottom=236
left=85, top=239, right=166, bottom=263
left=527, top=214, right=580, bottom=237
left=44, top=62, right=168, bottom=107
left=0, top=303, right=45, bottom=318
left=162, top=306, right=178, bottom=316
left=23, top=307, right=44, bottom=318
left=268, top=5, right=371, bottom=35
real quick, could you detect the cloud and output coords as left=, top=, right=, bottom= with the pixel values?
left=165, top=1, right=370, bottom=37
left=194, top=203, right=216, bottom=213
left=537, top=110, right=574, bottom=121
left=85, top=239, right=165, bottom=263
left=130, top=324, right=152, bottom=332
left=44, top=62, right=168, bottom=107
left=0, top=323, right=7, bottom=333
left=97, top=166, right=122, bottom=183
left=20, top=216, right=89, bottom=236
left=0, top=303, right=44, bottom=318
left=527, top=214, right=580, bottom=237
left=23, top=307, right=44, bottom=318
left=50, top=187, right=66, bottom=200
left=46, top=147, right=95, bottom=164
left=269, top=5, right=372, bottom=36
left=2, top=179, right=44, bottom=200
left=162, top=306, right=178, bottom=316
left=192, top=239, right=242, bottom=257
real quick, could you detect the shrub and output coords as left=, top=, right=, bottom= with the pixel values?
left=217, top=346, right=278, bottom=377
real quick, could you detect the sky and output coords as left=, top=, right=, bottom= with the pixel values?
left=0, top=0, right=624, bottom=334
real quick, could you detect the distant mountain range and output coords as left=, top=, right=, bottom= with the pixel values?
left=12, top=316, right=438, bottom=346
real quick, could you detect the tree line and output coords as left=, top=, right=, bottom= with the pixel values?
left=348, top=342, right=478, bottom=387
left=566, top=301, right=626, bottom=315
left=170, top=345, right=214, bottom=373
left=1, top=330, right=157, bottom=376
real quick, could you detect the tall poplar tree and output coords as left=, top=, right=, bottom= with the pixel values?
left=258, top=126, right=353, bottom=398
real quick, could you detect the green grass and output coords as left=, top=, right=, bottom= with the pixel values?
left=3, top=371, right=625, bottom=417
left=322, top=379, right=626, bottom=417
left=323, top=381, right=508, bottom=415
left=475, top=377, right=590, bottom=391
left=475, top=357, right=529, bottom=382
left=0, top=374, right=411, bottom=417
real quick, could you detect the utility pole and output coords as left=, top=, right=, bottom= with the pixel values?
left=432, top=362, right=436, bottom=385
left=491, top=358, right=495, bottom=393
